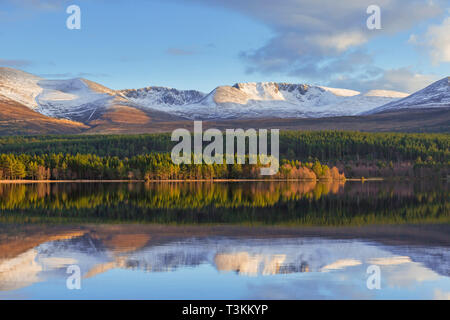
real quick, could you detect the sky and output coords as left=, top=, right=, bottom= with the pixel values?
left=0, top=0, right=449, bottom=93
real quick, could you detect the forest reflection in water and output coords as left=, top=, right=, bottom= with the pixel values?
left=0, top=180, right=448, bottom=299
left=0, top=180, right=448, bottom=225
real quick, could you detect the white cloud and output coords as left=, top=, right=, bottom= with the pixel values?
left=375, top=68, right=440, bottom=93
left=327, top=67, right=440, bottom=94
left=425, top=17, right=450, bottom=64
left=183, top=0, right=446, bottom=92
left=188, top=0, right=444, bottom=73
left=410, top=17, right=450, bottom=64
left=313, top=31, right=368, bottom=53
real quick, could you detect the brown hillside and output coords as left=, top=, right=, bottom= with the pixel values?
left=85, top=107, right=450, bottom=134
left=0, top=95, right=88, bottom=135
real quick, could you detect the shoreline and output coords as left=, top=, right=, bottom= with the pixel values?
left=0, top=178, right=381, bottom=184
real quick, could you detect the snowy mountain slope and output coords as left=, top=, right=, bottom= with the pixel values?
left=364, top=77, right=450, bottom=115
left=135, top=82, right=409, bottom=120
left=0, top=68, right=122, bottom=123
left=35, top=78, right=115, bottom=122
left=118, top=86, right=206, bottom=116
left=33, top=80, right=204, bottom=123
left=0, top=67, right=43, bottom=109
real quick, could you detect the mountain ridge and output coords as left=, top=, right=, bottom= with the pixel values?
left=0, top=67, right=448, bottom=134
left=121, top=81, right=414, bottom=120
left=1, top=67, right=416, bottom=122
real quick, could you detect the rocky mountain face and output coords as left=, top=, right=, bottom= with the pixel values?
left=119, top=86, right=205, bottom=106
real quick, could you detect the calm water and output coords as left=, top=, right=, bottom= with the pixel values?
left=0, top=181, right=448, bottom=299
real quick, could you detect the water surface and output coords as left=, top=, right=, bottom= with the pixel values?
left=0, top=181, right=448, bottom=299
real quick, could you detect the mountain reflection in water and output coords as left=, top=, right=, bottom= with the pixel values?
left=0, top=181, right=448, bottom=299
left=0, top=224, right=449, bottom=299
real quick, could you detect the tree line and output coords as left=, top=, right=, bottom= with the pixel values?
left=0, top=131, right=447, bottom=179
left=0, top=131, right=448, bottom=163
left=0, top=153, right=345, bottom=181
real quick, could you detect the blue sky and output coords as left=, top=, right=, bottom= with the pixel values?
left=0, top=0, right=449, bottom=93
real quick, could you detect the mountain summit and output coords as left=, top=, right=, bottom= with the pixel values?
left=364, top=77, right=450, bottom=115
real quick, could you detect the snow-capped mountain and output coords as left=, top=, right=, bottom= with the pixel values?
left=2, top=67, right=448, bottom=124
left=365, top=77, right=450, bottom=115
left=207, top=82, right=410, bottom=119
left=0, top=67, right=120, bottom=122
left=123, top=82, right=410, bottom=120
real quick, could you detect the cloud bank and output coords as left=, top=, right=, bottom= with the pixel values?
left=187, top=0, right=447, bottom=92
